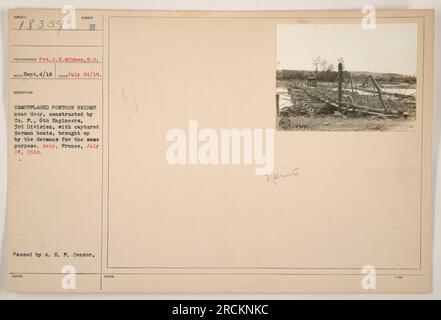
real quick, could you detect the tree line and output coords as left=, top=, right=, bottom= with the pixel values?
left=277, top=56, right=416, bottom=84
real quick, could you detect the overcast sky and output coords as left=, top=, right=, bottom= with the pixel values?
left=277, top=23, right=417, bottom=75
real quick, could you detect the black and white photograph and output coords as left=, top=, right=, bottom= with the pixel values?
left=276, top=23, right=418, bottom=131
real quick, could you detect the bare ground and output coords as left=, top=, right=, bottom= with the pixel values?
left=276, top=115, right=416, bottom=132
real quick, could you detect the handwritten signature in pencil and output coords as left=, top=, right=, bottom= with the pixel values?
left=265, top=167, right=301, bottom=186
